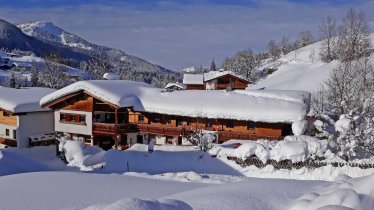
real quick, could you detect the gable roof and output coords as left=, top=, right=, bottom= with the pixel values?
left=0, top=87, right=55, bottom=113
left=40, top=80, right=310, bottom=123
left=204, top=70, right=249, bottom=83
left=183, top=74, right=204, bottom=85
left=165, top=82, right=186, bottom=89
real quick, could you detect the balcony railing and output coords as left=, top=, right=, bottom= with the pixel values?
left=92, top=123, right=283, bottom=141
left=137, top=124, right=183, bottom=136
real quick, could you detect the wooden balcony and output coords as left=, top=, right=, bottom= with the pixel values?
left=93, top=122, right=138, bottom=135
left=137, top=124, right=183, bottom=136
left=217, top=131, right=283, bottom=142
left=92, top=122, right=284, bottom=141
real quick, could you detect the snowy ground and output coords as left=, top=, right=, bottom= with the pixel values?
left=0, top=145, right=373, bottom=210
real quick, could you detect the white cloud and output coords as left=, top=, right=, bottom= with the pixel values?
left=0, top=1, right=374, bottom=69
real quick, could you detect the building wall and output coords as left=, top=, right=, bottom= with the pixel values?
left=17, top=111, right=55, bottom=148
left=55, top=110, right=93, bottom=136
left=0, top=110, right=17, bottom=126
left=186, top=84, right=205, bottom=90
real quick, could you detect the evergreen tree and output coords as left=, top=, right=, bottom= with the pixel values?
left=210, top=59, right=217, bottom=71
left=30, top=67, right=39, bottom=87
left=9, top=73, right=16, bottom=88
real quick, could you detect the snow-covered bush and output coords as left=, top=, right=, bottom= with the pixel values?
left=189, top=131, right=217, bottom=152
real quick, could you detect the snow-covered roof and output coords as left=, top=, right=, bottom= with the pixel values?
left=164, top=82, right=186, bottom=89
left=103, top=73, right=120, bottom=80
left=41, top=80, right=310, bottom=123
left=204, top=71, right=249, bottom=82
left=0, top=87, right=55, bottom=113
left=183, top=74, right=204, bottom=85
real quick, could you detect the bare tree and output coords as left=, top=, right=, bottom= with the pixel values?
left=280, top=36, right=291, bottom=55
left=267, top=40, right=281, bottom=61
left=337, top=8, right=371, bottom=62
left=221, top=48, right=261, bottom=80
left=80, top=54, right=112, bottom=79
left=295, top=31, right=315, bottom=49
left=39, top=53, right=69, bottom=89
left=319, top=16, right=338, bottom=62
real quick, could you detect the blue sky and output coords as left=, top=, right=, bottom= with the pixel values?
left=0, top=0, right=373, bottom=69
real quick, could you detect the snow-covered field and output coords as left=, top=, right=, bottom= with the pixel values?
left=0, top=144, right=373, bottom=210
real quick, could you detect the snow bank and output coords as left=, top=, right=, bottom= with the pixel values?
left=212, top=136, right=328, bottom=163
left=234, top=142, right=269, bottom=163
left=270, top=141, right=308, bottom=162
left=289, top=174, right=374, bottom=210
left=0, top=150, right=50, bottom=176
left=84, top=198, right=192, bottom=210
left=40, top=80, right=309, bottom=123
left=60, top=140, right=105, bottom=170
left=284, top=135, right=328, bottom=158
left=0, top=87, right=54, bottom=113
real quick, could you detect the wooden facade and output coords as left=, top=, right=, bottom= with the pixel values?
left=44, top=91, right=291, bottom=150
left=205, top=74, right=250, bottom=90
left=0, top=110, right=17, bottom=126
left=186, top=84, right=205, bottom=90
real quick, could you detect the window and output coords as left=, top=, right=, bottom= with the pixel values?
left=206, top=121, right=213, bottom=128
left=60, top=113, right=66, bottom=121
left=138, top=114, right=145, bottom=122
left=5, top=129, right=9, bottom=136
left=154, top=117, right=161, bottom=123
left=79, top=115, right=86, bottom=123
left=13, top=130, right=16, bottom=139
left=247, top=121, right=255, bottom=129
left=226, top=121, right=234, bottom=128
left=3, top=112, right=10, bottom=117
left=165, top=118, right=172, bottom=124
left=60, top=113, right=86, bottom=125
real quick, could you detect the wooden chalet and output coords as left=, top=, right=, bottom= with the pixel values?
left=204, top=71, right=250, bottom=90
left=183, top=71, right=250, bottom=91
left=40, top=80, right=310, bottom=150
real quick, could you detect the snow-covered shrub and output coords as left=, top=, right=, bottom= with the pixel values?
left=189, top=131, right=217, bottom=152
left=292, top=119, right=308, bottom=136
left=234, top=142, right=269, bottom=164
left=270, top=141, right=308, bottom=163
left=284, top=135, right=328, bottom=159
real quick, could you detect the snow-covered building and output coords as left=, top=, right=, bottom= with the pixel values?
left=182, top=74, right=204, bottom=90
left=183, top=71, right=250, bottom=90
left=164, top=82, right=186, bottom=91
left=0, top=87, right=55, bottom=148
left=40, top=80, right=311, bottom=150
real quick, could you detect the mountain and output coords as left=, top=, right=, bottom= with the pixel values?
left=0, top=19, right=90, bottom=61
left=17, top=21, right=170, bottom=74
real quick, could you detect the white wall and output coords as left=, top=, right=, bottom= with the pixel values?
left=17, top=111, right=55, bottom=148
left=0, top=124, right=17, bottom=141
left=55, top=110, right=92, bottom=136
left=205, top=79, right=217, bottom=90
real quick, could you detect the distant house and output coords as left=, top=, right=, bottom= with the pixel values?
left=183, top=74, right=204, bottom=90
left=0, top=87, right=55, bottom=148
left=182, top=70, right=251, bottom=90
left=164, top=82, right=186, bottom=91
left=40, top=80, right=311, bottom=150
left=204, top=71, right=250, bottom=90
